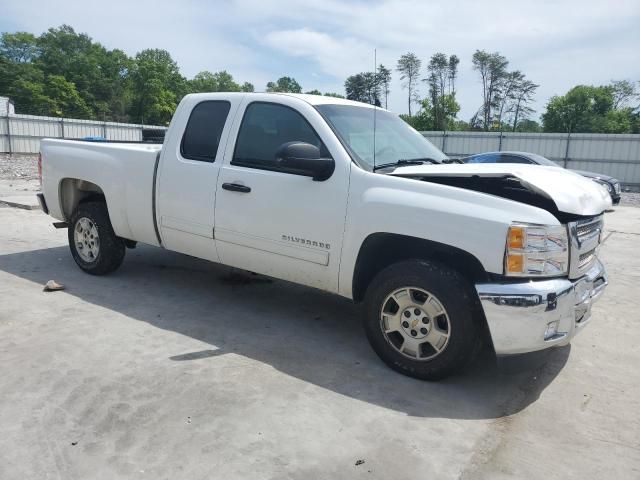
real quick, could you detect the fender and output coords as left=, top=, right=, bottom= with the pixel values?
left=338, top=167, right=560, bottom=299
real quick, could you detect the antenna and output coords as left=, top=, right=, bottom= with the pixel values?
left=373, top=48, right=377, bottom=170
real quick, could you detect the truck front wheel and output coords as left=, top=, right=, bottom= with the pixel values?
left=68, top=201, right=125, bottom=275
left=363, top=259, right=480, bottom=380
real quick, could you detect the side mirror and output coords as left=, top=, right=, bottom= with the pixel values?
left=275, top=141, right=335, bottom=181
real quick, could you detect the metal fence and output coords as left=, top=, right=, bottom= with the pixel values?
left=0, top=112, right=167, bottom=154
left=3, top=111, right=640, bottom=188
left=421, top=131, right=640, bottom=188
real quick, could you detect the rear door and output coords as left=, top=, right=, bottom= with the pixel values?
left=213, top=95, right=351, bottom=292
left=155, top=94, right=242, bottom=262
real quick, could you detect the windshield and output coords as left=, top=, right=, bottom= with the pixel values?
left=316, top=104, right=447, bottom=170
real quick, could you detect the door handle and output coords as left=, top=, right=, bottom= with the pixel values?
left=222, top=183, right=251, bottom=193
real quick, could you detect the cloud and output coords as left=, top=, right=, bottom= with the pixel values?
left=2, top=0, right=639, bottom=119
left=264, top=28, right=374, bottom=79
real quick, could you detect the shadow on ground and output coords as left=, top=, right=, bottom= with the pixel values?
left=0, top=244, right=569, bottom=420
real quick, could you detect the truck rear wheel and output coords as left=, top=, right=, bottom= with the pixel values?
left=363, top=259, right=480, bottom=380
left=68, top=201, right=125, bottom=275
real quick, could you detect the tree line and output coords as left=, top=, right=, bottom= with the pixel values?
left=345, top=50, right=639, bottom=134
left=1, top=25, right=638, bottom=133
left=0, top=26, right=342, bottom=124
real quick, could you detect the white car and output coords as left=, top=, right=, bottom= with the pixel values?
left=38, top=93, right=610, bottom=380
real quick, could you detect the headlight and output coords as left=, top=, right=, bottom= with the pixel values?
left=505, top=224, right=569, bottom=277
left=593, top=178, right=612, bottom=193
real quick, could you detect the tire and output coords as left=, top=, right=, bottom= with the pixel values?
left=363, top=259, right=480, bottom=380
left=68, top=201, right=125, bottom=275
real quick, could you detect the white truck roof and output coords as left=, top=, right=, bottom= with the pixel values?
left=182, top=92, right=378, bottom=109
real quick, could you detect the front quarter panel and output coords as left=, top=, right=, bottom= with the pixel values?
left=338, top=167, right=560, bottom=298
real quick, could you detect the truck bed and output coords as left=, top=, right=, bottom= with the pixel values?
left=40, top=139, right=163, bottom=247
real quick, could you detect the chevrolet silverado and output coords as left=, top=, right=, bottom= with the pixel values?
left=38, top=93, right=610, bottom=380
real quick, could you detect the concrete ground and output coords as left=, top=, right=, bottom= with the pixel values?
left=0, top=178, right=40, bottom=209
left=0, top=204, right=639, bottom=480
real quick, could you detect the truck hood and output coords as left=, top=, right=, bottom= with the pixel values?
left=389, top=163, right=611, bottom=218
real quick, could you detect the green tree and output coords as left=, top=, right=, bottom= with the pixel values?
left=1, top=64, right=54, bottom=115
left=34, top=25, right=132, bottom=120
left=266, top=76, right=302, bottom=93
left=377, top=64, right=391, bottom=108
left=323, top=92, right=345, bottom=98
left=447, top=55, right=459, bottom=95
left=494, top=70, right=523, bottom=130
left=45, top=75, right=93, bottom=117
left=305, top=89, right=322, bottom=95
left=400, top=101, right=433, bottom=131
left=509, top=78, right=538, bottom=132
left=93, top=48, right=132, bottom=120
left=0, top=32, right=38, bottom=63
left=610, top=79, right=638, bottom=109
left=130, top=48, right=185, bottom=124
left=345, top=72, right=379, bottom=105
left=403, top=96, right=460, bottom=131
left=36, top=26, right=99, bottom=104
left=515, top=119, right=542, bottom=132
left=472, top=50, right=508, bottom=130
left=396, top=52, right=421, bottom=116
left=189, top=70, right=243, bottom=92
left=0, top=55, right=13, bottom=93
left=424, top=53, right=460, bottom=130
left=542, top=85, right=614, bottom=133
left=241, top=82, right=254, bottom=92
left=188, top=71, right=219, bottom=92
left=345, top=74, right=366, bottom=102
left=213, top=71, right=241, bottom=91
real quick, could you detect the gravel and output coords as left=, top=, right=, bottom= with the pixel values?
left=0, top=154, right=39, bottom=181
left=619, top=191, right=640, bottom=207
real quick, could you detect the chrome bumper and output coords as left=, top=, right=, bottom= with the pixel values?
left=476, top=260, right=608, bottom=355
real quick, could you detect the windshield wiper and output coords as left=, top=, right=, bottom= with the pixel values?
left=373, top=158, right=439, bottom=171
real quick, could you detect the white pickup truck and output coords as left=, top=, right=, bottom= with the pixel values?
left=38, top=93, right=610, bottom=380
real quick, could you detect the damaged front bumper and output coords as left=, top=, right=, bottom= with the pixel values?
left=475, top=260, right=608, bottom=355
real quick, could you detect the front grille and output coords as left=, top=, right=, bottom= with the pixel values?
left=576, top=217, right=602, bottom=240
left=569, top=215, right=603, bottom=278
left=579, top=249, right=596, bottom=268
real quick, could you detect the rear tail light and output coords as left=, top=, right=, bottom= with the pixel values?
left=38, top=153, right=42, bottom=189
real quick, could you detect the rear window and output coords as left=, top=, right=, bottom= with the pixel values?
left=180, top=101, right=231, bottom=162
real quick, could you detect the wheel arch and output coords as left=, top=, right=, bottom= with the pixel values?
left=58, top=178, right=106, bottom=221
left=351, top=232, right=489, bottom=303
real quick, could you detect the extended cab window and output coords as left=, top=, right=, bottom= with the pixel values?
left=232, top=102, right=327, bottom=172
left=181, top=101, right=231, bottom=162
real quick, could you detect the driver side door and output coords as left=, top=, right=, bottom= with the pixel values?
left=214, top=95, right=350, bottom=292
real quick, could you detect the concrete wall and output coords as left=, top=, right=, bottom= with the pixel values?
left=422, top=131, right=640, bottom=187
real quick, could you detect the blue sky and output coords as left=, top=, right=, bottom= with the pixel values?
left=2, top=0, right=639, bottom=121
